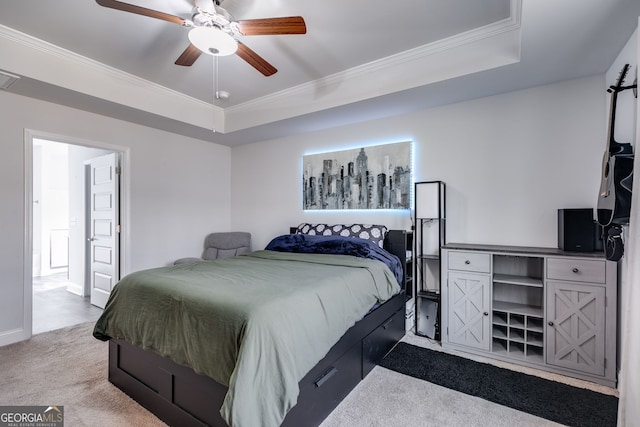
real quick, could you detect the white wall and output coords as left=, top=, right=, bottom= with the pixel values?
left=231, top=75, right=606, bottom=251
left=0, top=90, right=232, bottom=345
left=34, top=140, right=69, bottom=277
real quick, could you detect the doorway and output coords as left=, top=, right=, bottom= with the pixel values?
left=29, top=136, right=124, bottom=334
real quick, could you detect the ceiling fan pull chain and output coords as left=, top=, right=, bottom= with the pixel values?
left=214, top=56, right=219, bottom=100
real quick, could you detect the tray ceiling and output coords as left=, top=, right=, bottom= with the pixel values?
left=0, top=0, right=638, bottom=146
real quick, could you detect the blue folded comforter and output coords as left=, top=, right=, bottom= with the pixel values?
left=266, top=233, right=403, bottom=286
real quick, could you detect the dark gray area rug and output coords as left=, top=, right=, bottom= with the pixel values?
left=379, top=342, right=617, bottom=427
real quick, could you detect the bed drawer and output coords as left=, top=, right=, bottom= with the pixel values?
left=285, top=343, right=362, bottom=426
left=547, top=257, right=606, bottom=284
left=362, top=307, right=405, bottom=376
left=110, top=339, right=227, bottom=427
left=448, top=251, right=491, bottom=273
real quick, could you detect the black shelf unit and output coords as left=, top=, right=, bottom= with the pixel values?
left=385, top=230, right=414, bottom=299
left=414, top=181, right=446, bottom=340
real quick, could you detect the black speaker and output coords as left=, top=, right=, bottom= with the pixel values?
left=558, top=208, right=595, bottom=252
left=593, top=221, right=604, bottom=252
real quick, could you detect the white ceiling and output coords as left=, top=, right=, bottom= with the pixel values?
left=0, top=0, right=639, bottom=146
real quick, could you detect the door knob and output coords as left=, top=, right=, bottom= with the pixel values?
left=88, top=237, right=96, bottom=242
left=548, top=321, right=554, bottom=326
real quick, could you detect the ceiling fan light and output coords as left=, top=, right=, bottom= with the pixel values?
left=188, top=26, right=238, bottom=56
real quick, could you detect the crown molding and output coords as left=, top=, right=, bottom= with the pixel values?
left=0, top=0, right=522, bottom=136
left=0, top=24, right=223, bottom=131
left=224, top=0, right=522, bottom=132
left=234, top=1, right=521, bottom=111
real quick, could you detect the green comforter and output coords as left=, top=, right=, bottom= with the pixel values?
left=93, top=250, right=400, bottom=427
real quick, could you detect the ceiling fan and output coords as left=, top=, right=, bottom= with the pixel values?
left=95, top=0, right=307, bottom=76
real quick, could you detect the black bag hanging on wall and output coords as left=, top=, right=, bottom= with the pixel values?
left=604, top=224, right=624, bottom=262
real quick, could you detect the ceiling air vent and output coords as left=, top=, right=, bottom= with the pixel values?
left=0, top=70, right=20, bottom=90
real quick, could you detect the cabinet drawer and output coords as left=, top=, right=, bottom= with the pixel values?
left=546, top=258, right=606, bottom=284
left=448, top=251, right=491, bottom=273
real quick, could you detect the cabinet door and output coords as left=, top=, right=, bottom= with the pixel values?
left=447, top=272, right=491, bottom=351
left=546, top=281, right=605, bottom=376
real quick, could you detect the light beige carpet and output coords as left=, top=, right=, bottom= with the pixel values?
left=0, top=322, right=166, bottom=427
left=320, top=366, right=562, bottom=427
left=0, top=322, right=564, bottom=426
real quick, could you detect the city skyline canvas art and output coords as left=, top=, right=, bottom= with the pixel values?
left=303, top=141, right=412, bottom=210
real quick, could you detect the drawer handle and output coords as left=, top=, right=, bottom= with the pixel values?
left=572, top=268, right=579, bottom=273
left=382, top=318, right=394, bottom=330
left=548, top=321, right=554, bottom=327
left=315, top=367, right=338, bottom=388
left=465, top=260, right=471, bottom=265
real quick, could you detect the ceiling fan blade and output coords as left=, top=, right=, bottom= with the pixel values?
left=236, top=42, right=277, bottom=76
left=237, top=16, right=306, bottom=36
left=95, top=0, right=187, bottom=25
left=175, top=44, right=202, bottom=66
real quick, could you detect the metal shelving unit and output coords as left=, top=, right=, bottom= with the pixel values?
left=414, top=181, right=445, bottom=340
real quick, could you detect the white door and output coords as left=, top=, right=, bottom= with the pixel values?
left=546, top=281, right=606, bottom=376
left=88, top=153, right=120, bottom=308
left=447, top=272, right=492, bottom=351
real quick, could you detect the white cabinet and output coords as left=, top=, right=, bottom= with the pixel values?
left=441, top=244, right=617, bottom=388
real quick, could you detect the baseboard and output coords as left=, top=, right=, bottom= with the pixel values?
left=0, top=327, right=30, bottom=347
left=65, top=283, right=83, bottom=296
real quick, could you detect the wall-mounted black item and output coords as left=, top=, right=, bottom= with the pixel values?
left=604, top=224, right=624, bottom=261
left=558, top=208, right=595, bottom=252
left=597, top=63, right=635, bottom=227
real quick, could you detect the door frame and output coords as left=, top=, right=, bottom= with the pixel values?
left=23, top=129, right=130, bottom=338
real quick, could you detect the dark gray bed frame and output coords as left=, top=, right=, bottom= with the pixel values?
left=107, top=232, right=408, bottom=427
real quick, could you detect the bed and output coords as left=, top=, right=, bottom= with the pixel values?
left=93, top=224, right=407, bottom=427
